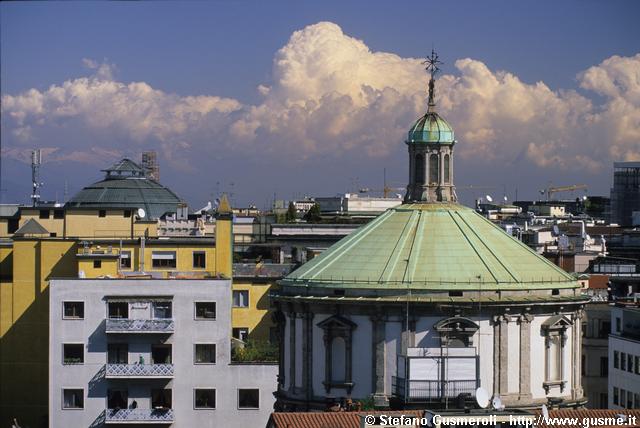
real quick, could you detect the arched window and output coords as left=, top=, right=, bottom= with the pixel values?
left=415, top=154, right=425, bottom=184
left=444, top=154, right=450, bottom=184
left=429, top=154, right=439, bottom=184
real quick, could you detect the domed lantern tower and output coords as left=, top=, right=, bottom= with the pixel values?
left=405, top=50, right=457, bottom=203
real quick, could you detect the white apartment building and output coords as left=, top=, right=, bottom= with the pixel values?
left=49, top=278, right=277, bottom=428
left=608, top=302, right=640, bottom=409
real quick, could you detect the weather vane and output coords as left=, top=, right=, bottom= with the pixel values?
left=422, top=48, right=443, bottom=108
left=422, top=48, right=443, bottom=78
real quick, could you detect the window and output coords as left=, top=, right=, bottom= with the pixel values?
left=108, top=302, right=128, bottom=319
left=63, top=302, right=84, bottom=319
left=107, top=389, right=128, bottom=409
left=627, top=390, right=633, bottom=409
left=414, top=154, right=425, bottom=184
left=8, top=218, right=19, bottom=233
left=152, top=251, right=176, bottom=268
left=636, top=356, right=640, bottom=375
left=99, top=210, right=106, bottom=217
left=581, top=355, right=586, bottom=376
left=614, top=351, right=619, bottom=369
left=194, top=389, right=216, bottom=409
left=616, top=317, right=621, bottom=332
left=552, top=289, right=560, bottom=296
left=233, top=328, right=249, bottom=342
left=600, top=356, right=608, bottom=376
left=621, top=352, right=626, bottom=371
left=193, top=251, right=206, bottom=269
left=62, top=389, right=83, bottom=409
left=194, top=344, right=216, bottom=364
left=635, top=393, right=640, bottom=410
left=238, top=389, right=259, bottom=409
left=233, top=290, right=249, bottom=308
left=151, top=389, right=172, bottom=409
left=93, top=260, right=102, bottom=269
left=153, top=301, right=172, bottom=319
left=195, top=302, right=216, bottom=319
left=54, top=210, right=64, bottom=219
left=120, top=251, right=131, bottom=269
left=621, top=389, right=627, bottom=408
left=152, top=345, right=172, bottom=364
left=444, top=154, right=450, bottom=184
left=123, top=210, right=131, bottom=218
left=429, top=154, right=439, bottom=183
left=39, top=210, right=50, bottom=219
left=63, top=344, right=84, bottom=364
left=108, top=344, right=128, bottom=364
left=628, top=354, right=634, bottom=373
left=600, top=321, right=611, bottom=338
left=613, top=387, right=619, bottom=405
left=600, top=393, right=608, bottom=409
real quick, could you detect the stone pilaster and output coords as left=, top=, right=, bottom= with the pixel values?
left=518, top=313, right=534, bottom=399
left=370, top=313, right=388, bottom=406
left=492, top=314, right=510, bottom=395
left=288, top=311, right=297, bottom=393
left=302, top=310, right=313, bottom=407
left=571, top=309, right=585, bottom=399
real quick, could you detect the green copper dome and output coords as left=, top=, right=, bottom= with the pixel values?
left=407, top=111, right=455, bottom=144
left=281, top=203, right=578, bottom=292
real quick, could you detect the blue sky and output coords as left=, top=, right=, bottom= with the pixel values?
left=2, top=1, right=639, bottom=208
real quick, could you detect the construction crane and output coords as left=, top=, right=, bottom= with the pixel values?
left=540, top=184, right=587, bottom=201
left=359, top=168, right=405, bottom=198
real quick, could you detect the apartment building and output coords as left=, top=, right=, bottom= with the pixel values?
left=608, top=302, right=640, bottom=409
left=49, top=278, right=277, bottom=428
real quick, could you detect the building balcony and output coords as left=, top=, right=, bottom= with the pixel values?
left=105, top=319, right=174, bottom=334
left=105, top=364, right=174, bottom=379
left=104, top=408, right=174, bottom=424
left=392, top=377, right=478, bottom=402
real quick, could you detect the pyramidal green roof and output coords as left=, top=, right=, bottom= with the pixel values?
left=282, top=203, right=578, bottom=291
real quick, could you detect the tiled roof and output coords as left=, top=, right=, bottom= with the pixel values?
left=534, top=409, right=640, bottom=428
left=268, top=411, right=424, bottom=428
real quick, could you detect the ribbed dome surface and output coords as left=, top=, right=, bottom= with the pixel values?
left=282, top=203, right=578, bottom=292
left=66, top=159, right=181, bottom=219
left=407, top=112, right=455, bottom=144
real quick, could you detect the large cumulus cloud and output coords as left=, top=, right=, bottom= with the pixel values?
left=1, top=21, right=639, bottom=171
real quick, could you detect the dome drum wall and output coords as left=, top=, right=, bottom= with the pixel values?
left=272, top=299, right=587, bottom=411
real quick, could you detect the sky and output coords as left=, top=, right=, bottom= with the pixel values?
left=1, top=1, right=639, bottom=209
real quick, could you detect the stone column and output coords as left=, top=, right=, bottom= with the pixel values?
left=371, top=313, right=387, bottom=406
left=289, top=311, right=297, bottom=394
left=518, top=313, right=534, bottom=400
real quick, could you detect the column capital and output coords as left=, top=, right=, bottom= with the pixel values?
left=518, top=313, right=534, bottom=324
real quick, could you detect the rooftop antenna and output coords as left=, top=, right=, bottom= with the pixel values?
left=485, top=195, right=493, bottom=203
left=31, top=149, right=43, bottom=207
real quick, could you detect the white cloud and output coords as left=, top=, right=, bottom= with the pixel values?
left=1, top=22, right=639, bottom=172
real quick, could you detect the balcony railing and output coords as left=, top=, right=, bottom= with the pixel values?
left=105, top=364, right=174, bottom=378
left=392, top=377, right=478, bottom=402
left=105, top=319, right=174, bottom=333
left=105, top=408, right=174, bottom=424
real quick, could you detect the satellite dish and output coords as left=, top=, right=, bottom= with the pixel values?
left=137, top=208, right=146, bottom=219
left=582, top=195, right=588, bottom=201
left=541, top=404, right=549, bottom=421
left=474, top=387, right=490, bottom=409
left=486, top=195, right=493, bottom=203
left=503, top=196, right=508, bottom=202
left=492, top=396, right=505, bottom=411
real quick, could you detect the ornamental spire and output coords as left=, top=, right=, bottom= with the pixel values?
left=422, top=49, right=443, bottom=112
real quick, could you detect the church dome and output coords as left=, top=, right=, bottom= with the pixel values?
left=407, top=111, right=455, bottom=144
left=66, top=158, right=182, bottom=220
left=281, top=203, right=579, bottom=294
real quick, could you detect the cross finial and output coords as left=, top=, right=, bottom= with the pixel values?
left=422, top=49, right=443, bottom=109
